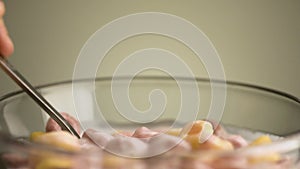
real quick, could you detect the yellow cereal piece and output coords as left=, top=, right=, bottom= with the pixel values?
left=185, top=134, right=233, bottom=151
left=103, top=154, right=144, bottom=169
left=250, top=135, right=272, bottom=146
left=248, top=135, right=281, bottom=164
left=248, top=153, right=280, bottom=164
left=33, top=131, right=80, bottom=152
left=103, top=155, right=128, bottom=168
left=30, top=131, right=45, bottom=141
left=166, top=128, right=182, bottom=136
left=34, top=157, right=72, bottom=169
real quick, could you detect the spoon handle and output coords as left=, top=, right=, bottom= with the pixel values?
left=0, top=56, right=80, bottom=138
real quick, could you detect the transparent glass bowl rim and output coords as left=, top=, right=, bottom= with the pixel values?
left=0, top=76, right=300, bottom=158
left=1, top=76, right=299, bottom=103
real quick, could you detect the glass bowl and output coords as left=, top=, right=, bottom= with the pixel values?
left=0, top=76, right=300, bottom=169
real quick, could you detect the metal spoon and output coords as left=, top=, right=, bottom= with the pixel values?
left=0, top=56, right=80, bottom=138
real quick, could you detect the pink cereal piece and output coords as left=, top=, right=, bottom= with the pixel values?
left=250, top=157, right=293, bottom=169
left=116, top=131, right=133, bottom=137
left=276, top=157, right=293, bottom=169
left=1, top=153, right=28, bottom=168
left=213, top=124, right=230, bottom=139
left=78, top=137, right=102, bottom=152
left=211, top=123, right=249, bottom=149
left=132, top=127, right=159, bottom=139
left=147, top=134, right=191, bottom=156
left=226, top=135, right=248, bottom=148
left=72, top=149, right=103, bottom=169
left=210, top=155, right=248, bottom=169
left=146, top=156, right=182, bottom=169
left=105, top=135, right=148, bottom=157
left=82, top=128, right=114, bottom=148
left=181, top=157, right=213, bottom=169
left=45, top=112, right=81, bottom=134
left=250, top=163, right=287, bottom=169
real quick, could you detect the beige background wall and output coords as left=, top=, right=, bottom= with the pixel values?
left=1, top=0, right=299, bottom=98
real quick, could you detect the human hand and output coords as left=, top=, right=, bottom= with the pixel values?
left=0, top=1, right=14, bottom=57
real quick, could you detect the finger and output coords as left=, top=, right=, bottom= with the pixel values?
left=0, top=1, right=5, bottom=17
left=0, top=1, right=14, bottom=57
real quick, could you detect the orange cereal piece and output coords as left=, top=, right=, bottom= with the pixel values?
left=186, top=120, right=210, bottom=135
left=180, top=120, right=216, bottom=149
